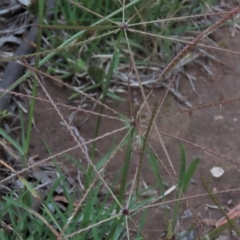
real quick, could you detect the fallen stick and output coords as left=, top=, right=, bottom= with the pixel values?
left=0, top=0, right=56, bottom=111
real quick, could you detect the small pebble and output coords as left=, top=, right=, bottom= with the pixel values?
left=210, top=167, right=224, bottom=178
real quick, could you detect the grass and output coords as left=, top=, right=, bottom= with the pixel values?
left=0, top=0, right=240, bottom=239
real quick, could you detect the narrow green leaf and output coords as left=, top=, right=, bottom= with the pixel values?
left=182, top=157, right=200, bottom=193
left=96, top=139, right=116, bottom=170
left=178, top=144, right=186, bottom=190
left=173, top=145, right=198, bottom=230
left=38, top=24, right=117, bottom=31
left=166, top=220, right=173, bottom=240
left=113, top=48, right=120, bottom=74
left=0, top=231, right=7, bottom=240
left=117, top=127, right=135, bottom=210
left=136, top=209, right=148, bottom=239
left=88, top=66, right=105, bottom=86
left=19, top=177, right=40, bottom=200
left=146, top=145, right=165, bottom=197
left=0, top=128, right=24, bottom=156
left=41, top=203, right=62, bottom=231
left=106, top=91, right=124, bottom=101
left=3, top=196, right=26, bottom=209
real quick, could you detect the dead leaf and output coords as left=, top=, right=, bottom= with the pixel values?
left=201, top=218, right=216, bottom=226
left=54, top=195, right=79, bottom=208
left=216, top=203, right=240, bottom=227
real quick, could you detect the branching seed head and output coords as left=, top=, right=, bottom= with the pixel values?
left=120, top=22, right=128, bottom=30
left=121, top=208, right=130, bottom=216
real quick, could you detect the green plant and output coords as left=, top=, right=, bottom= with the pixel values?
left=169, top=145, right=200, bottom=239
left=0, top=0, right=240, bottom=239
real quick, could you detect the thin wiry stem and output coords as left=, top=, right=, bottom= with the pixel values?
left=20, top=62, right=127, bottom=119
left=127, top=28, right=240, bottom=56
left=0, top=29, right=119, bottom=64
left=63, top=214, right=122, bottom=239
left=128, top=11, right=233, bottom=27
left=0, top=124, right=128, bottom=186
left=0, top=89, right=125, bottom=122
left=68, top=0, right=118, bottom=25
left=124, top=29, right=174, bottom=197
left=137, top=5, right=240, bottom=116
left=156, top=129, right=240, bottom=167
left=159, top=96, right=240, bottom=119
left=61, top=128, right=132, bottom=235
left=201, top=174, right=240, bottom=237
left=29, top=63, right=124, bottom=211
left=135, top=186, right=240, bottom=212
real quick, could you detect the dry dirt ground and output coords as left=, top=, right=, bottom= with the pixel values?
left=4, top=28, right=240, bottom=239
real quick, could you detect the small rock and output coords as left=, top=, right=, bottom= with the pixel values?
left=214, top=115, right=224, bottom=120
left=177, top=230, right=194, bottom=240
left=181, top=209, right=192, bottom=219
left=210, top=167, right=224, bottom=178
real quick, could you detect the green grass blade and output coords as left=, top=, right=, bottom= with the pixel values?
left=146, top=145, right=165, bottom=197
left=0, top=128, right=24, bottom=156
left=89, top=30, right=122, bottom=166
left=0, top=0, right=140, bottom=102
left=173, top=146, right=200, bottom=230
left=117, top=127, right=135, bottom=211
left=38, top=24, right=117, bottom=31
left=178, top=144, right=186, bottom=190
left=182, top=157, right=201, bottom=193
